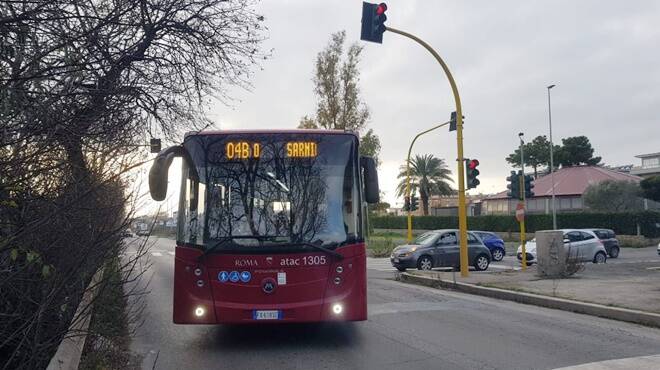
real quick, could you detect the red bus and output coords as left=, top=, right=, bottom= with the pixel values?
left=149, top=130, right=380, bottom=324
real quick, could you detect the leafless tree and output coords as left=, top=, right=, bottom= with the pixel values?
left=1, top=0, right=267, bottom=368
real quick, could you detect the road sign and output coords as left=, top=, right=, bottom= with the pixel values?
left=515, top=202, right=525, bottom=222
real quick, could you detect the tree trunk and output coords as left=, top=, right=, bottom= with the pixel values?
left=62, top=136, right=88, bottom=186
left=421, top=192, right=429, bottom=216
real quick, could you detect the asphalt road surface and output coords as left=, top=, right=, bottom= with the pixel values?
left=127, top=237, right=660, bottom=370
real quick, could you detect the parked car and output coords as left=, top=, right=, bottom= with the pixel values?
left=586, top=229, right=620, bottom=258
left=136, top=229, right=150, bottom=236
left=390, top=230, right=492, bottom=272
left=472, top=231, right=506, bottom=261
left=657, top=242, right=659, bottom=256
left=516, top=229, right=607, bottom=265
left=120, top=229, right=135, bottom=238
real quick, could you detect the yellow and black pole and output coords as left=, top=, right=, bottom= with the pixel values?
left=386, top=27, right=470, bottom=277
left=519, top=134, right=527, bottom=270
left=405, top=121, right=450, bottom=242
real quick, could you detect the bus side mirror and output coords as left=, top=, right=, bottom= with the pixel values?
left=149, top=152, right=175, bottom=201
left=149, top=146, right=197, bottom=201
left=360, top=156, right=379, bottom=204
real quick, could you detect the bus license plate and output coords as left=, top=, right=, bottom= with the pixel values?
left=253, top=310, right=282, bottom=320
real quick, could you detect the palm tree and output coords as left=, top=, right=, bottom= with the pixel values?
left=396, top=154, right=454, bottom=215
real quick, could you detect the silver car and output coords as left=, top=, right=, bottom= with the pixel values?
left=517, top=229, right=608, bottom=265
left=390, top=229, right=492, bottom=272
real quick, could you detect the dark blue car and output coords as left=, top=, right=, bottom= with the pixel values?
left=473, top=231, right=506, bottom=261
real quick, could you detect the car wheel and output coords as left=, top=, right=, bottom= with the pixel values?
left=608, top=247, right=619, bottom=259
left=593, top=251, right=607, bottom=264
left=396, top=266, right=407, bottom=272
left=491, top=248, right=505, bottom=262
left=474, top=254, right=490, bottom=271
left=417, top=256, right=433, bottom=271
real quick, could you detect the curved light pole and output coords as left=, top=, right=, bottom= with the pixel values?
left=405, top=121, right=451, bottom=242
left=547, top=84, right=557, bottom=229
left=386, top=26, right=470, bottom=277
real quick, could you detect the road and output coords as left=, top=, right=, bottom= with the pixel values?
left=128, top=237, right=660, bottom=370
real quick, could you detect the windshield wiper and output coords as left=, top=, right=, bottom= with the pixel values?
left=197, top=235, right=278, bottom=261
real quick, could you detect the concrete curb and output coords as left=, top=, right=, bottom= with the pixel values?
left=399, top=272, right=660, bottom=329
left=47, top=268, right=104, bottom=370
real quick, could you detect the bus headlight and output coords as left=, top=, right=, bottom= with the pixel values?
left=194, top=306, right=205, bottom=317
left=332, top=303, right=343, bottom=315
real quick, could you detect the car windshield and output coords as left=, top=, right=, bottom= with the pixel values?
left=477, top=232, right=496, bottom=240
left=413, top=232, right=439, bottom=245
left=178, top=133, right=361, bottom=249
left=593, top=230, right=609, bottom=239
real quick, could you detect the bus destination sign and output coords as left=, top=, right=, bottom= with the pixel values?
left=225, top=141, right=317, bottom=160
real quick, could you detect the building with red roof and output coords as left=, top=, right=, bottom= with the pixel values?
left=482, top=165, right=642, bottom=215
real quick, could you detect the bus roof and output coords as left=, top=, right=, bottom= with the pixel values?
left=184, top=129, right=358, bottom=139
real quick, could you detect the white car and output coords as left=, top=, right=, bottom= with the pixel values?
left=517, top=229, right=608, bottom=265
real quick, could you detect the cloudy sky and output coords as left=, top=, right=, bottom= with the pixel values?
left=141, top=0, right=660, bottom=213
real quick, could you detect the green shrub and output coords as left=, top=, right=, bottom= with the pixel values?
left=371, top=211, right=660, bottom=237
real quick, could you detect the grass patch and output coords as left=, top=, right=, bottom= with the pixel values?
left=618, top=235, right=659, bottom=248
left=79, top=257, right=137, bottom=370
left=367, top=237, right=405, bottom=257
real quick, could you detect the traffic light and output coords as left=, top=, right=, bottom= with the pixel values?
left=360, top=2, right=387, bottom=43
left=507, top=170, right=521, bottom=199
left=403, top=196, right=410, bottom=211
left=449, top=111, right=465, bottom=132
left=150, top=138, right=161, bottom=153
left=465, top=159, right=480, bottom=189
left=524, top=174, right=535, bottom=199
left=410, top=195, right=419, bottom=211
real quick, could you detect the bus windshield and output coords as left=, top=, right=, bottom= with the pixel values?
left=178, top=132, right=362, bottom=250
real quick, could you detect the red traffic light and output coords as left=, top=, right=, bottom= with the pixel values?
left=468, top=159, right=479, bottom=169
left=376, top=3, right=387, bottom=15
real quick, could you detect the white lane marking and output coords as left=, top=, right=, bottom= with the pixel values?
left=368, top=302, right=453, bottom=316
left=151, top=252, right=163, bottom=257
left=367, top=257, right=396, bottom=271
left=553, top=354, right=660, bottom=369
left=167, top=251, right=175, bottom=256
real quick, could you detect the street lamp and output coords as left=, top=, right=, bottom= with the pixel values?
left=405, top=121, right=451, bottom=242
left=518, top=132, right=525, bottom=172
left=547, top=84, right=557, bottom=230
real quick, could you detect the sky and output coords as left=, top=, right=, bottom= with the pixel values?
left=139, top=0, right=660, bottom=215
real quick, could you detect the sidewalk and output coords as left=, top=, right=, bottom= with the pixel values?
left=406, top=249, right=660, bottom=315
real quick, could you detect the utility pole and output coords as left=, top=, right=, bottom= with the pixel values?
left=547, top=84, right=557, bottom=229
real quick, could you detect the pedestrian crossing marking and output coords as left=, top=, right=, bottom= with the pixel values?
left=367, top=257, right=396, bottom=272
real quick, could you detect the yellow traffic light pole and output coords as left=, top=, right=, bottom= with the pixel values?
left=386, top=26, right=470, bottom=277
left=519, top=137, right=527, bottom=270
left=405, top=121, right=451, bottom=242
left=519, top=175, right=527, bottom=270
